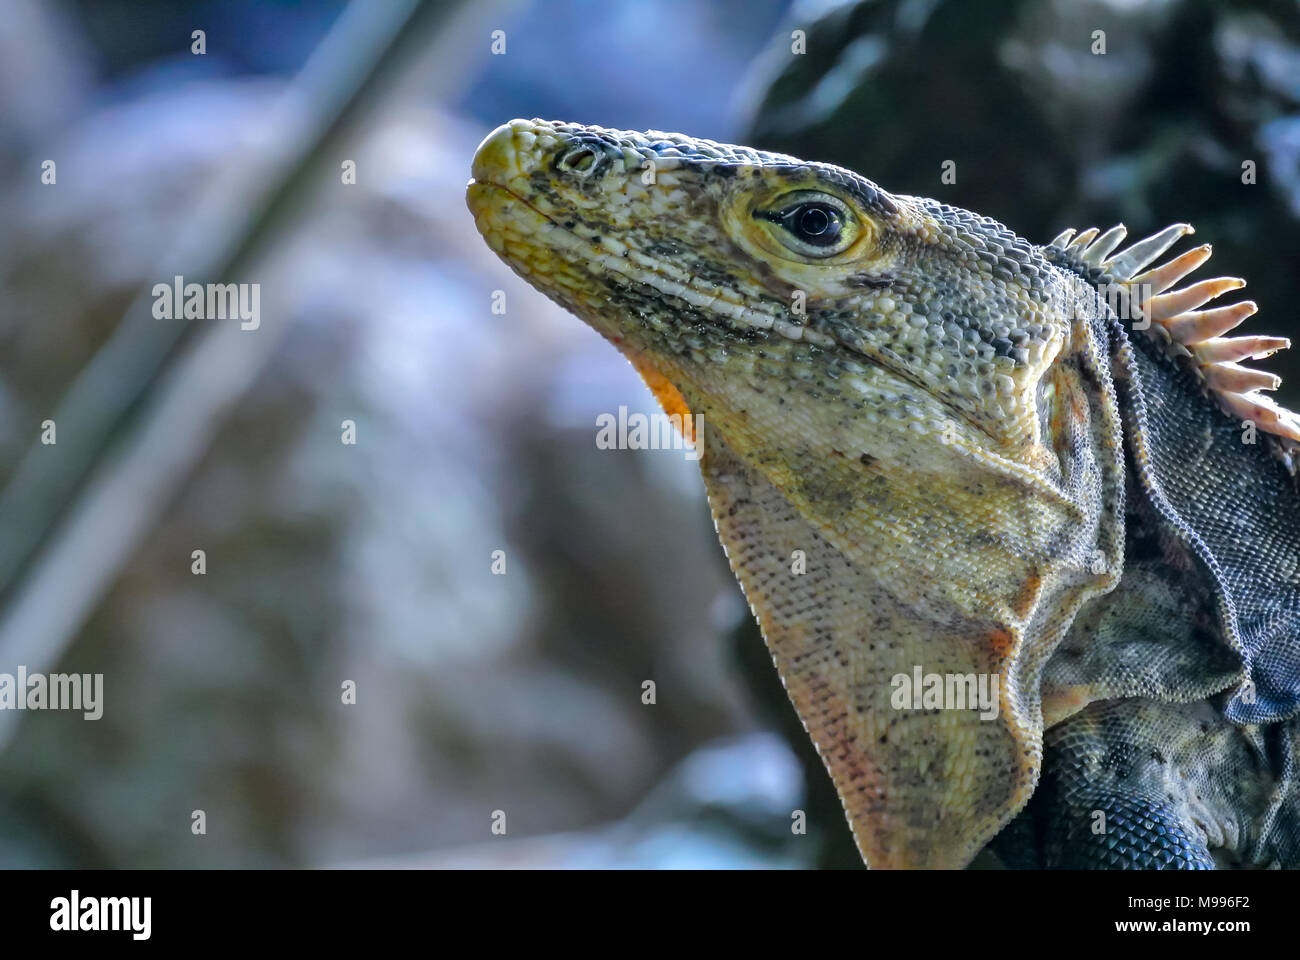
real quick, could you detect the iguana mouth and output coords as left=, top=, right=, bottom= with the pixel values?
left=469, top=183, right=833, bottom=348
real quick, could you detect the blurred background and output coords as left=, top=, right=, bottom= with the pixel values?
left=0, top=0, right=1297, bottom=868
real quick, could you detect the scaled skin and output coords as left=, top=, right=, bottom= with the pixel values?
left=466, top=119, right=1131, bottom=868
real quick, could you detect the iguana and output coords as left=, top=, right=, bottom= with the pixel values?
left=465, top=118, right=1300, bottom=869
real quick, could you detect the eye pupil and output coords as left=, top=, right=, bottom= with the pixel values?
left=786, top=202, right=842, bottom=246
left=798, top=206, right=832, bottom=236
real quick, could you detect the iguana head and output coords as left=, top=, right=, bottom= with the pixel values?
left=468, top=119, right=1071, bottom=453
left=466, top=119, right=1289, bottom=867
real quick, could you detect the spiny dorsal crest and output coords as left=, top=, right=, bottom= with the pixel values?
left=1048, top=223, right=1300, bottom=448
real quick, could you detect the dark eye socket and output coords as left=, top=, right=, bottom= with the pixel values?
left=760, top=201, right=844, bottom=247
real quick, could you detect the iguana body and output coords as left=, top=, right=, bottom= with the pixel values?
left=466, top=119, right=1300, bottom=868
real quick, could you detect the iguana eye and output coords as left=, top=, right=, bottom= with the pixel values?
left=753, top=191, right=858, bottom=258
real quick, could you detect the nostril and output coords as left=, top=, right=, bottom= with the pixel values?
left=557, top=145, right=600, bottom=175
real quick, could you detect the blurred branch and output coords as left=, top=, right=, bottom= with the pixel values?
left=0, top=0, right=513, bottom=742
